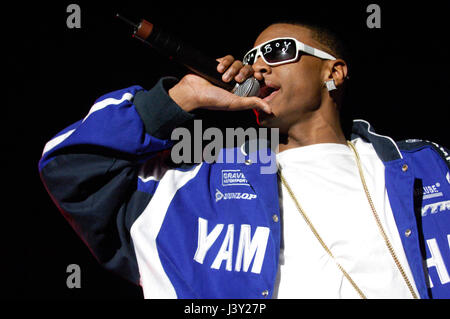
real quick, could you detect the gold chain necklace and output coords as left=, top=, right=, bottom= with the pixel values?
left=277, top=141, right=418, bottom=299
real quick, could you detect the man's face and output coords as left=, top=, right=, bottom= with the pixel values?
left=251, top=24, right=328, bottom=133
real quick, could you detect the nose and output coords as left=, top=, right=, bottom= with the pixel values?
left=252, top=57, right=271, bottom=81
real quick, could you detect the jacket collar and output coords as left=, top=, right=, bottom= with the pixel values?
left=350, top=119, right=403, bottom=162
left=241, top=119, right=403, bottom=163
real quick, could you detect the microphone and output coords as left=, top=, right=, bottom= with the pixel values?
left=116, top=14, right=260, bottom=97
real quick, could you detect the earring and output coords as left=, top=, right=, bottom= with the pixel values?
left=325, top=80, right=337, bottom=91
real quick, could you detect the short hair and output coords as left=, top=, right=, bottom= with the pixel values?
left=269, top=19, right=351, bottom=68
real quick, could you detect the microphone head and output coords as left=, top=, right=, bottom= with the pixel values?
left=232, top=77, right=260, bottom=97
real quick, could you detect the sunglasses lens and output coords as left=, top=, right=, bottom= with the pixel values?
left=262, top=39, right=296, bottom=64
left=243, top=48, right=257, bottom=65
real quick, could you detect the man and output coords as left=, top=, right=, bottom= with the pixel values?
left=39, top=21, right=450, bottom=299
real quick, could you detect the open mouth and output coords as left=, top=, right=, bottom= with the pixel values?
left=258, top=83, right=280, bottom=102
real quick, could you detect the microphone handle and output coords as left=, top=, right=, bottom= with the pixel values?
left=134, top=19, right=236, bottom=91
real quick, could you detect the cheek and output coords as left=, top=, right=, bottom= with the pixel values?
left=282, top=69, right=322, bottom=111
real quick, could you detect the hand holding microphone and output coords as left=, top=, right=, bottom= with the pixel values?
left=168, top=66, right=271, bottom=114
left=116, top=14, right=270, bottom=114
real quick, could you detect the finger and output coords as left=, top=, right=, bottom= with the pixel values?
left=228, top=96, right=272, bottom=114
left=235, top=65, right=254, bottom=83
left=222, top=60, right=244, bottom=82
left=216, top=55, right=235, bottom=73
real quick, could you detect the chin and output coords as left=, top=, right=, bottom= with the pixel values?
left=254, top=110, right=274, bottom=127
left=258, top=117, right=275, bottom=128
left=257, top=113, right=283, bottom=130
left=256, top=112, right=291, bottom=136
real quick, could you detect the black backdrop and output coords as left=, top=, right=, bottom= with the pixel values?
left=6, top=0, right=449, bottom=299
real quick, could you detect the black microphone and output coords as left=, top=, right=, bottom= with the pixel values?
left=116, top=14, right=260, bottom=97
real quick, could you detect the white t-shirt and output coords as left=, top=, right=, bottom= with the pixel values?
left=273, top=138, right=419, bottom=299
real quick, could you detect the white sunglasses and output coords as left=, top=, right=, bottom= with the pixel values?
left=243, top=37, right=336, bottom=66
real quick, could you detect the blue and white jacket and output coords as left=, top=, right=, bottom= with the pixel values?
left=39, top=77, right=450, bottom=299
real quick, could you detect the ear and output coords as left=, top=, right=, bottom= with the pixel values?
left=324, top=59, right=348, bottom=88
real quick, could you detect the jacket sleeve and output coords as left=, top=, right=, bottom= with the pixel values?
left=38, top=77, right=194, bottom=284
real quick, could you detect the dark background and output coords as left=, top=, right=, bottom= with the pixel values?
left=5, top=0, right=449, bottom=299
